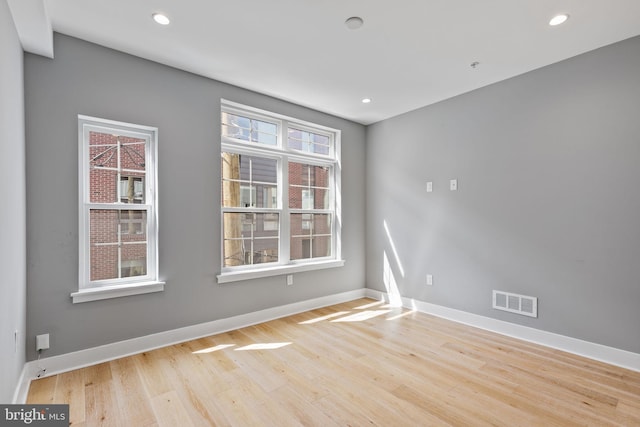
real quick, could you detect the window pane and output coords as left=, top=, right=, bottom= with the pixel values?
left=223, top=213, right=279, bottom=267
left=222, top=112, right=277, bottom=145
left=312, top=236, right=331, bottom=258
left=119, top=210, right=147, bottom=237
left=120, top=176, right=145, bottom=204
left=88, top=131, right=147, bottom=204
left=90, top=169, right=118, bottom=203
left=291, top=213, right=331, bottom=237
left=89, top=132, right=118, bottom=168
left=289, top=162, right=330, bottom=209
left=119, top=138, right=146, bottom=172
left=222, top=153, right=278, bottom=208
left=89, top=209, right=148, bottom=281
left=288, top=128, right=330, bottom=155
left=120, top=244, right=147, bottom=278
left=91, top=245, right=119, bottom=281
left=290, top=235, right=332, bottom=260
left=313, top=213, right=332, bottom=234
left=250, top=157, right=277, bottom=184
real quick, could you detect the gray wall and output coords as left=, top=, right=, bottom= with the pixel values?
left=366, top=36, right=640, bottom=353
left=25, top=34, right=366, bottom=360
left=0, top=0, right=27, bottom=402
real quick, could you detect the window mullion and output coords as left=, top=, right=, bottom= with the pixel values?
left=280, top=139, right=290, bottom=264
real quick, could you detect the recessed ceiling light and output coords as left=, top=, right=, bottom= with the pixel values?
left=549, top=14, right=569, bottom=26
left=345, top=16, right=364, bottom=30
left=152, top=13, right=171, bottom=25
left=362, top=98, right=372, bottom=104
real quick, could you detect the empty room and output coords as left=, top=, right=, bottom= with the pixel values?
left=2, top=0, right=640, bottom=425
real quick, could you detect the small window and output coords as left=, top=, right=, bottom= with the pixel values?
left=77, top=115, right=160, bottom=295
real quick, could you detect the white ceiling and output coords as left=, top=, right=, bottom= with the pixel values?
left=10, top=0, right=640, bottom=125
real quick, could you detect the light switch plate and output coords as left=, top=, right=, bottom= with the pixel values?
left=426, top=181, right=433, bottom=192
left=450, top=179, right=458, bottom=191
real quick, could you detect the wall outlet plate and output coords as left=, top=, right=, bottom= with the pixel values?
left=36, top=333, right=50, bottom=351
left=450, top=179, right=458, bottom=191
left=426, top=274, right=433, bottom=286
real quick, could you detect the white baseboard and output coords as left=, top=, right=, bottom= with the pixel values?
left=17, top=288, right=366, bottom=403
left=12, top=364, right=29, bottom=404
left=365, top=288, right=640, bottom=373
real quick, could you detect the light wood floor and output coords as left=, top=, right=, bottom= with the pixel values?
left=27, top=298, right=640, bottom=426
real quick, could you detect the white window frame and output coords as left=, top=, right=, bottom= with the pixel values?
left=218, top=100, right=344, bottom=283
left=72, top=115, right=164, bottom=303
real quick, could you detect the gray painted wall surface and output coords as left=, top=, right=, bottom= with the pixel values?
left=366, top=36, right=640, bottom=353
left=0, top=0, right=27, bottom=402
left=25, top=34, right=366, bottom=360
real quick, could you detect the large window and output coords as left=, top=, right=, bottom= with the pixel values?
left=73, top=115, right=162, bottom=303
left=219, top=101, right=342, bottom=282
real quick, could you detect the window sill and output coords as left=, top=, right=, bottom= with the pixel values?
left=217, top=259, right=345, bottom=284
left=71, top=281, right=165, bottom=303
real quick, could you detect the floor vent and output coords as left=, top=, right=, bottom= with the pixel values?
left=492, top=290, right=537, bottom=318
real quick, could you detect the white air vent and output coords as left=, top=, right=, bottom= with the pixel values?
left=493, top=290, right=537, bottom=318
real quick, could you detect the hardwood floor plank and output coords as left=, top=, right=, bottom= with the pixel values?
left=150, top=391, right=194, bottom=427
left=111, top=357, right=156, bottom=426
left=26, top=375, right=57, bottom=404
left=53, top=368, right=85, bottom=425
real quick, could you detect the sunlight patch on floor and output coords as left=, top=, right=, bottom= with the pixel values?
left=192, top=344, right=236, bottom=354
left=386, top=310, right=416, bottom=321
left=298, top=311, right=351, bottom=324
left=354, top=300, right=385, bottom=310
left=330, top=310, right=391, bottom=323
left=235, top=342, right=292, bottom=351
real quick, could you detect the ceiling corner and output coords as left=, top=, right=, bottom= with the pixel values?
left=7, top=0, right=53, bottom=58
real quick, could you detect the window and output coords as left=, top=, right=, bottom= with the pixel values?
left=73, top=115, right=162, bottom=303
left=219, top=101, right=343, bottom=282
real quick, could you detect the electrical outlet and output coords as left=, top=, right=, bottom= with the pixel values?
left=426, top=274, right=433, bottom=286
left=286, top=274, right=293, bottom=286
left=426, top=181, right=433, bottom=192
left=450, top=179, right=458, bottom=191
left=36, top=333, right=50, bottom=351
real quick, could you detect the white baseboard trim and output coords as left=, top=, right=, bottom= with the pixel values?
left=365, top=289, right=640, bottom=373
left=12, top=364, right=29, bottom=404
left=17, top=288, right=366, bottom=403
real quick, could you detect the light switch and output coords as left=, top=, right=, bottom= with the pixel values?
left=450, top=179, right=458, bottom=191
left=426, top=181, right=433, bottom=192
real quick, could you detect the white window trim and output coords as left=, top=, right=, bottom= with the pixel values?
left=74, top=115, right=164, bottom=303
left=218, top=100, right=343, bottom=283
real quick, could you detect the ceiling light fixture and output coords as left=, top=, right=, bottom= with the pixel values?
left=345, top=16, right=364, bottom=30
left=549, top=14, right=569, bottom=26
left=152, top=13, right=171, bottom=25
left=361, top=98, right=372, bottom=104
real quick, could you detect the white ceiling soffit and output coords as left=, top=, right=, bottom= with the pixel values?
left=12, top=1, right=640, bottom=125
left=7, top=0, right=53, bottom=58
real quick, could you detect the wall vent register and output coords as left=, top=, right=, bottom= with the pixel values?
left=493, top=290, right=538, bottom=318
